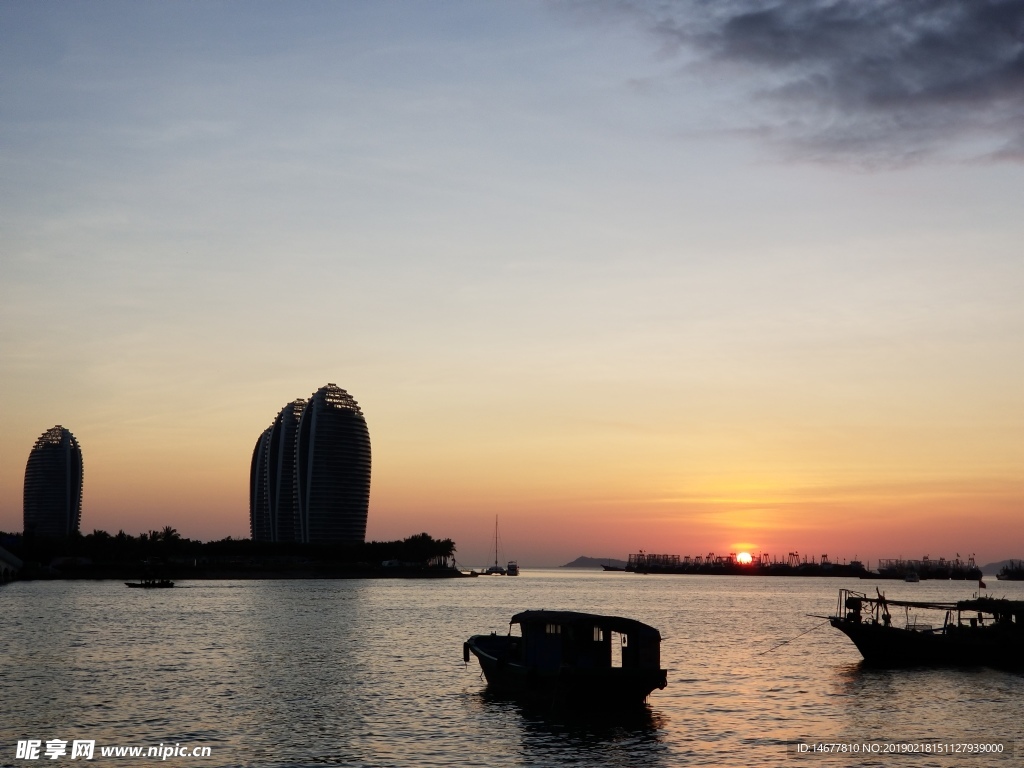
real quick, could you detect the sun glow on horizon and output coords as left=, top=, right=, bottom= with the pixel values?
left=736, top=551, right=753, bottom=564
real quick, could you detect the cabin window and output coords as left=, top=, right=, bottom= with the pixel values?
left=621, top=634, right=629, bottom=648
left=593, top=627, right=604, bottom=642
left=545, top=623, right=561, bottom=635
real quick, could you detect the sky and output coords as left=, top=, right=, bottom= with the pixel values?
left=2, top=0, right=1023, bottom=567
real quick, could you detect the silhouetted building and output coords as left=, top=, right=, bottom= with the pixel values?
left=249, top=399, right=306, bottom=542
left=297, top=384, right=371, bottom=544
left=250, top=385, right=370, bottom=544
left=24, top=425, right=83, bottom=538
left=249, top=426, right=273, bottom=542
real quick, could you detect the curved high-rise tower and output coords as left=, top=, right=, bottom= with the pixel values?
left=295, top=384, right=371, bottom=544
left=24, top=425, right=83, bottom=538
left=249, top=426, right=273, bottom=541
left=250, top=399, right=307, bottom=542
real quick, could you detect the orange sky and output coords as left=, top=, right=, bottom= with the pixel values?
left=2, top=373, right=1020, bottom=567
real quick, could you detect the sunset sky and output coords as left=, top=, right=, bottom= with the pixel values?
left=2, top=1, right=1023, bottom=567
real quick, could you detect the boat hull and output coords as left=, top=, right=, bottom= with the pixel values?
left=830, top=618, right=1024, bottom=669
left=465, top=634, right=666, bottom=706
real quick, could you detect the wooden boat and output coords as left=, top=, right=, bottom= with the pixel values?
left=828, top=588, right=1024, bottom=668
left=125, top=579, right=175, bottom=588
left=464, top=610, right=667, bottom=706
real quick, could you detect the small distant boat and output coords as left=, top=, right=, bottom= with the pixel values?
left=904, top=571, right=920, bottom=582
left=602, top=564, right=625, bottom=572
left=463, top=610, right=667, bottom=706
left=828, top=588, right=1024, bottom=668
left=483, top=516, right=515, bottom=575
left=997, top=560, right=1024, bottom=581
left=125, top=579, right=175, bottom=589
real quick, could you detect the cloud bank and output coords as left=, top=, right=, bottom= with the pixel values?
left=613, top=0, right=1024, bottom=165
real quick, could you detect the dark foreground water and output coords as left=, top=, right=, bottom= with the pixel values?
left=3, top=572, right=1023, bottom=767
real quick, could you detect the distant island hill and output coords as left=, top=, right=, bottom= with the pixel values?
left=563, top=553, right=1012, bottom=580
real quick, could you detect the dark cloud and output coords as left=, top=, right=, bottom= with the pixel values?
left=612, top=0, right=1024, bottom=165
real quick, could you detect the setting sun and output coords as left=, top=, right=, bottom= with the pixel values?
left=736, top=552, right=753, bottom=565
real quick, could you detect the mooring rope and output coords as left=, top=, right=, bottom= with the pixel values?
left=757, top=617, right=833, bottom=656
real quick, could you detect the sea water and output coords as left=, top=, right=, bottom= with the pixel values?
left=2, top=571, right=1023, bottom=767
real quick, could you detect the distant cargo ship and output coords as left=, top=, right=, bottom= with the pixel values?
left=871, top=556, right=981, bottom=581
left=624, top=552, right=866, bottom=577
left=997, top=560, right=1024, bottom=581
left=621, top=551, right=983, bottom=579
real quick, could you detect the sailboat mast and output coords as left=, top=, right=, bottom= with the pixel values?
left=494, top=516, right=499, bottom=568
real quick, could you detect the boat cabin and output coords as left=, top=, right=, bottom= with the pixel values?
left=509, top=610, right=661, bottom=672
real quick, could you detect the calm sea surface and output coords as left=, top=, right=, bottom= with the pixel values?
left=3, top=571, right=1023, bottom=767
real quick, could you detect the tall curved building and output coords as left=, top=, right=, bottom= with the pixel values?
left=249, top=426, right=273, bottom=541
left=250, top=399, right=307, bottom=542
left=250, top=385, right=370, bottom=544
left=296, top=384, right=371, bottom=544
left=24, top=425, right=83, bottom=538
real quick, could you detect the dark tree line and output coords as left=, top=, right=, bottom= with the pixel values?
left=1, top=528, right=457, bottom=569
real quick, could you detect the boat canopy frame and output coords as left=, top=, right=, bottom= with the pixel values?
left=835, top=588, right=1024, bottom=632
